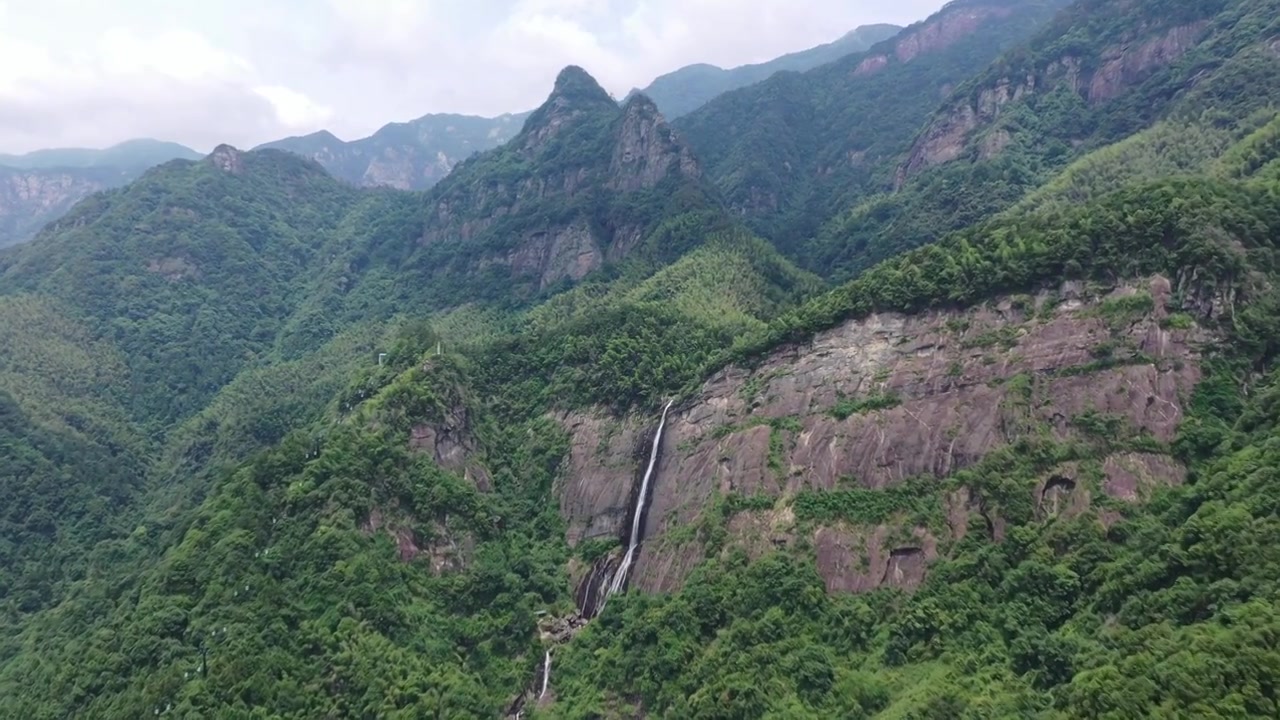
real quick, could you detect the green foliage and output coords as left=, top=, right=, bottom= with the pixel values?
left=829, top=392, right=902, bottom=420
left=792, top=477, right=939, bottom=527
left=737, top=177, right=1278, bottom=362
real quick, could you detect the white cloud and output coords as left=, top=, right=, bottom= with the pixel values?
left=254, top=85, right=335, bottom=129
left=0, top=0, right=949, bottom=153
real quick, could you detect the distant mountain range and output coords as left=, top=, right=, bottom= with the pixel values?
left=254, top=112, right=530, bottom=190
left=0, top=139, right=202, bottom=170
left=627, top=23, right=902, bottom=119
left=0, top=24, right=905, bottom=248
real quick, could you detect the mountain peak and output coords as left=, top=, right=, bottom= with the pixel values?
left=551, top=65, right=615, bottom=106
left=206, top=144, right=246, bottom=174
left=517, top=66, right=619, bottom=151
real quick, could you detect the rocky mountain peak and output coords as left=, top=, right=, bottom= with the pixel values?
left=518, top=66, right=618, bottom=152
left=609, top=93, right=700, bottom=191
left=206, top=144, right=246, bottom=174
left=549, top=65, right=616, bottom=107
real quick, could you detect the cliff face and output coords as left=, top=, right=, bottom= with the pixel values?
left=0, top=167, right=129, bottom=248
left=557, top=276, right=1205, bottom=596
left=900, top=13, right=1216, bottom=180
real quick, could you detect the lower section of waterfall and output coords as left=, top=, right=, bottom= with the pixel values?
left=506, top=401, right=674, bottom=718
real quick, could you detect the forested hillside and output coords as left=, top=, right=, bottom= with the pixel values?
left=4, top=0, right=1280, bottom=717
left=674, top=0, right=1072, bottom=256
left=629, top=24, right=901, bottom=120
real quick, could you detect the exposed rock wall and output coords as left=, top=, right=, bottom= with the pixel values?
left=901, top=20, right=1212, bottom=179
left=557, top=277, right=1206, bottom=596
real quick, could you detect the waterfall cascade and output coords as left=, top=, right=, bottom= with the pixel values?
left=606, top=399, right=673, bottom=599
left=507, top=401, right=674, bottom=717
left=540, top=650, right=551, bottom=699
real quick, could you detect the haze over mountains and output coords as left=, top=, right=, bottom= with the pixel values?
left=4, top=0, right=1280, bottom=717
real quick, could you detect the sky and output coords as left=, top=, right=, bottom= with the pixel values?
left=0, top=0, right=949, bottom=154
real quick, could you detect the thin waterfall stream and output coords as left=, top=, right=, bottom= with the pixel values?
left=540, top=650, right=551, bottom=699
left=607, top=398, right=673, bottom=598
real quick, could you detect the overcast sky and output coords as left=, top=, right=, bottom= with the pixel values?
left=0, top=0, right=948, bottom=154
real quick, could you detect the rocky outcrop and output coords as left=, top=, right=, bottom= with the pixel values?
left=609, top=96, right=700, bottom=193
left=894, top=5, right=1016, bottom=64
left=901, top=20, right=1212, bottom=179
left=557, top=277, right=1207, bottom=595
left=850, top=4, right=1016, bottom=79
left=207, top=145, right=245, bottom=174
left=1087, top=21, right=1210, bottom=103
left=408, top=399, right=492, bottom=491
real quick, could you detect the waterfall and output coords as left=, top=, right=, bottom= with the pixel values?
left=539, top=650, right=551, bottom=699
left=607, top=399, right=673, bottom=597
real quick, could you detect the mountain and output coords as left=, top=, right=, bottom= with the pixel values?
left=5, top=1, right=1280, bottom=717
left=674, top=0, right=1073, bottom=259
left=808, top=0, right=1280, bottom=280
left=0, top=139, right=201, bottom=170
left=629, top=24, right=902, bottom=119
left=0, top=140, right=202, bottom=249
left=256, top=112, right=530, bottom=190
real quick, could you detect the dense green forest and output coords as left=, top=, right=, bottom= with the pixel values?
left=4, top=0, right=1280, bottom=717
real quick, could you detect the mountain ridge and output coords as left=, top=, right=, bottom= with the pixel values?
left=628, top=23, right=902, bottom=119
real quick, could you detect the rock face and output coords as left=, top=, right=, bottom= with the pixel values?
left=556, top=277, right=1206, bottom=596
left=849, top=3, right=1019, bottom=80
left=901, top=18, right=1214, bottom=179
left=408, top=386, right=492, bottom=492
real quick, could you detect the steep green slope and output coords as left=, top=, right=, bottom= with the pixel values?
left=630, top=24, right=901, bottom=120
left=0, top=149, right=362, bottom=429
left=811, top=0, right=1280, bottom=280
left=0, top=227, right=818, bottom=720
left=674, top=0, right=1070, bottom=256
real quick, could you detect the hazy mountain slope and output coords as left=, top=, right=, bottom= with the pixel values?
left=674, top=0, right=1070, bottom=257
left=257, top=112, right=529, bottom=190
left=0, top=139, right=201, bottom=170
left=630, top=24, right=901, bottom=119
left=0, top=140, right=204, bottom=249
